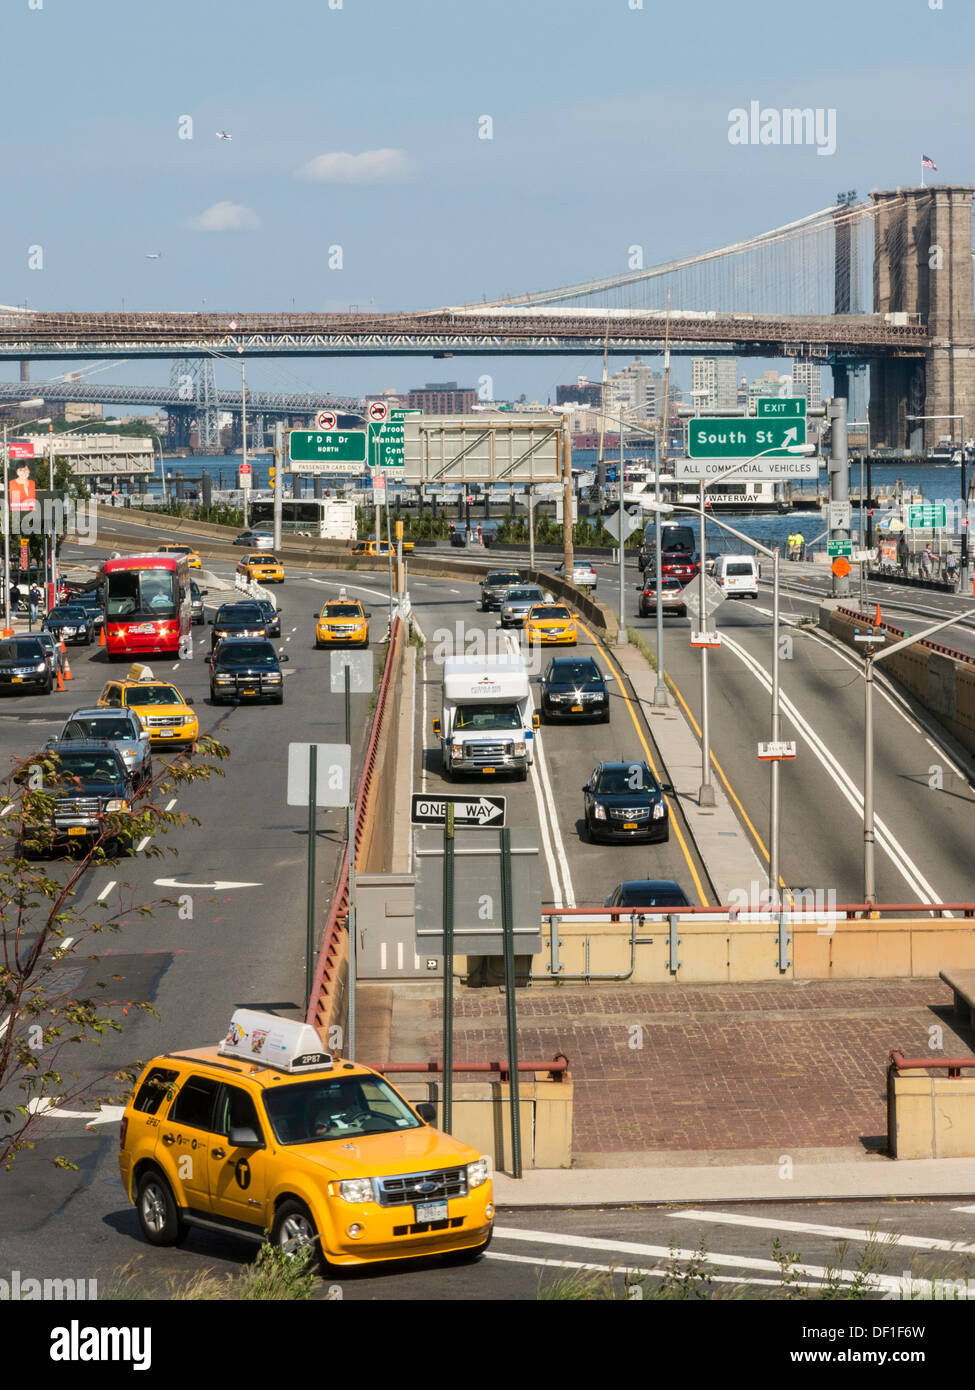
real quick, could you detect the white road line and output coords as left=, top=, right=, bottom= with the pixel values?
left=171, top=663, right=180, bottom=670
left=307, top=577, right=388, bottom=601
left=291, top=627, right=297, bottom=633
left=671, top=1208, right=975, bottom=1255
left=720, top=631, right=944, bottom=906
left=96, top=881, right=116, bottom=901
left=165, top=799, right=176, bottom=811
left=491, top=1226, right=903, bottom=1291
left=135, top=836, right=151, bottom=853
left=486, top=1250, right=821, bottom=1290
left=52, top=936, right=74, bottom=958
left=952, top=1204, right=975, bottom=1214
left=0, top=802, right=13, bottom=817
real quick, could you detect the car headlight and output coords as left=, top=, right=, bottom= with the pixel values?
left=104, top=799, right=128, bottom=812
left=266, top=673, right=282, bottom=682
left=35, top=662, right=47, bottom=673
left=593, top=804, right=607, bottom=820
left=452, top=743, right=463, bottom=755
left=467, top=1156, right=491, bottom=1189
left=215, top=675, right=234, bottom=684
left=653, top=801, right=666, bottom=820
left=514, top=741, right=526, bottom=756
left=338, top=1178, right=375, bottom=1204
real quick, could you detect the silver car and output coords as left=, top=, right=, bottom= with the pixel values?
left=499, top=584, right=547, bottom=628
left=36, top=632, right=66, bottom=681
left=47, top=707, right=153, bottom=786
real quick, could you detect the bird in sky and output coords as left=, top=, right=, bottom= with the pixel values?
left=145, top=252, right=161, bottom=259
left=216, top=130, right=232, bottom=141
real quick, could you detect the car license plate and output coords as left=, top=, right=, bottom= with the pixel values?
left=157, top=729, right=175, bottom=737
left=415, top=1200, right=448, bottom=1223
left=10, top=676, right=22, bottom=684
left=67, top=826, right=87, bottom=836
left=623, top=821, right=638, bottom=830
left=482, top=768, right=495, bottom=774
left=571, top=704, right=583, bottom=712
left=243, top=688, right=257, bottom=696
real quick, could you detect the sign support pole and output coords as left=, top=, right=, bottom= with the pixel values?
left=698, top=479, right=715, bottom=807
left=500, top=827, right=523, bottom=1178
left=304, top=745, right=318, bottom=1014
left=770, top=547, right=781, bottom=900
left=273, top=421, right=283, bottom=552
left=344, top=662, right=351, bottom=746
left=442, top=802, right=455, bottom=1133
left=347, top=798, right=357, bottom=1056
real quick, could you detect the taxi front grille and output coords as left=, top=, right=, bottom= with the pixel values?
left=373, top=1166, right=468, bottom=1208
left=143, top=716, right=181, bottom=727
left=392, top=1217, right=465, bottom=1236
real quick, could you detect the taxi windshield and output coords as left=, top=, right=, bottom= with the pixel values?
left=324, top=605, right=362, bottom=618
left=263, top=1076, right=421, bottom=1144
left=531, top=606, right=570, bottom=620
left=125, top=685, right=181, bottom=706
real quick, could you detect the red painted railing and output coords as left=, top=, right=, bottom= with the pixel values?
left=890, top=1050, right=975, bottom=1079
left=836, top=606, right=975, bottom=667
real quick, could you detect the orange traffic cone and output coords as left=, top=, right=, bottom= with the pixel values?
left=56, top=666, right=65, bottom=691
left=61, top=642, right=73, bottom=681
left=99, top=625, right=106, bottom=647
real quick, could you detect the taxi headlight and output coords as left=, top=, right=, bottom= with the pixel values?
left=593, top=804, right=607, bottom=821
left=339, top=1178, right=375, bottom=1204
left=104, top=799, right=128, bottom=812
left=467, top=1157, right=491, bottom=1189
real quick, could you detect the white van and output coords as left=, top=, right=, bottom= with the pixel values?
left=716, top=555, right=759, bottom=598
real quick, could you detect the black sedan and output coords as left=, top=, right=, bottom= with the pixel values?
left=255, top=598, right=282, bottom=638
left=71, top=590, right=106, bottom=630
left=209, top=602, right=269, bottom=651
left=604, top=880, right=691, bottom=910
left=43, top=604, right=95, bottom=645
left=207, top=637, right=287, bottom=704
left=583, top=760, right=674, bottom=844
left=539, top=656, right=613, bottom=723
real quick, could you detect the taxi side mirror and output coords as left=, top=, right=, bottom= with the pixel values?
left=415, top=1103, right=436, bottom=1124
left=532, top=713, right=540, bottom=729
left=228, top=1125, right=264, bottom=1149
left=432, top=718, right=441, bottom=737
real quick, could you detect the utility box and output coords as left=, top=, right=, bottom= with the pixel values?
left=354, top=873, right=441, bottom=980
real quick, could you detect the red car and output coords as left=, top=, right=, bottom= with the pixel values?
left=660, top=551, right=700, bottom=584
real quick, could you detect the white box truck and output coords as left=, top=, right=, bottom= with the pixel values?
left=434, top=653, right=537, bottom=782
left=322, top=499, right=357, bottom=541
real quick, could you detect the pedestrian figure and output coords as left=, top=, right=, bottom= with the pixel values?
left=29, top=583, right=41, bottom=622
left=946, top=551, right=958, bottom=586
left=921, top=544, right=934, bottom=579
left=796, top=532, right=805, bottom=562
left=8, top=583, right=20, bottom=613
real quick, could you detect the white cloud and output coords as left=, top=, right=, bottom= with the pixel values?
left=295, top=148, right=414, bottom=184
left=187, top=201, right=260, bottom=232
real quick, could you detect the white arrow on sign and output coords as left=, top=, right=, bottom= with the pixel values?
left=28, top=1099, right=127, bottom=1128
left=468, top=797, right=504, bottom=823
left=782, top=427, right=798, bottom=447
left=154, top=879, right=262, bottom=890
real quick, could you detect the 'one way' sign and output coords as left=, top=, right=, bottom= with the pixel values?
left=411, top=794, right=506, bottom=827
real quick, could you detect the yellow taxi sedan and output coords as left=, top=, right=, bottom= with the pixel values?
left=315, top=599, right=369, bottom=648
left=237, top=552, right=285, bottom=584
left=98, top=666, right=199, bottom=748
left=350, top=538, right=415, bottom=556
left=157, top=543, right=202, bottom=570
left=524, top=603, right=578, bottom=646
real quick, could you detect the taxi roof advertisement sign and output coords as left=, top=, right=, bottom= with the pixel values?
left=218, top=1008, right=332, bottom=1073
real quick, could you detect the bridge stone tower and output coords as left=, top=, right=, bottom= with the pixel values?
left=870, top=185, right=975, bottom=452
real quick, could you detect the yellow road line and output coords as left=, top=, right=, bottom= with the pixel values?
left=576, top=623, right=709, bottom=906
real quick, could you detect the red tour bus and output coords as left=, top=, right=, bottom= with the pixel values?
left=101, top=553, right=191, bottom=658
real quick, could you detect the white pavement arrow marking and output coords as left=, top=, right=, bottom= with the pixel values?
left=154, top=879, right=262, bottom=890
left=28, top=1100, right=127, bottom=1128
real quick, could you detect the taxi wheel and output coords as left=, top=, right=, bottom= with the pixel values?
left=272, top=1200, right=326, bottom=1273
left=136, top=1170, right=188, bottom=1247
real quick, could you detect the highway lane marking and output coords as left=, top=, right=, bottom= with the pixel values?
left=720, top=631, right=944, bottom=907
left=51, top=936, right=74, bottom=959
left=171, top=663, right=180, bottom=670
left=485, top=1250, right=815, bottom=1290
left=953, top=1204, right=975, bottom=1213
left=96, top=882, right=116, bottom=901
left=671, top=1209, right=975, bottom=1255
left=0, top=802, right=13, bottom=817
left=307, top=577, right=388, bottom=601
left=578, top=623, right=709, bottom=906
left=165, top=799, right=176, bottom=811
left=135, top=836, right=151, bottom=853
left=491, top=1225, right=905, bottom=1290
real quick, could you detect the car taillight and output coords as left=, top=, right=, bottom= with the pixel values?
left=119, top=1116, right=128, bottom=1150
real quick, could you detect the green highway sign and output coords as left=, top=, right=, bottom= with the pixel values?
left=289, top=429, right=366, bottom=472
left=687, top=417, right=807, bottom=461
left=756, top=397, right=807, bottom=419
left=368, top=408, right=420, bottom=469
left=906, top=503, right=948, bottom=530
left=827, top=540, right=853, bottom=558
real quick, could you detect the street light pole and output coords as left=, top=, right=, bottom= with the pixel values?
left=907, top=413, right=966, bottom=589
left=697, top=475, right=714, bottom=806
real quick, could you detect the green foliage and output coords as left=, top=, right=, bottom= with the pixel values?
left=99, top=1245, right=318, bottom=1300
left=0, top=738, right=230, bottom=1171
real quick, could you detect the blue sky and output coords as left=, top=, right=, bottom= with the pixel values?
left=2, top=0, right=973, bottom=404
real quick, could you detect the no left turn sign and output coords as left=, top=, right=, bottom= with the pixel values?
left=368, top=400, right=389, bottom=424
left=316, top=410, right=337, bottom=430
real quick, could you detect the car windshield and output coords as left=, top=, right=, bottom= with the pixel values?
left=48, top=607, right=86, bottom=621
left=250, top=555, right=278, bottom=564
left=548, top=660, right=600, bottom=683
left=216, top=606, right=263, bottom=624
left=191, top=582, right=201, bottom=599
left=217, top=642, right=278, bottom=666
left=531, top=606, right=570, bottom=620
left=507, top=589, right=542, bottom=602
left=74, top=592, right=102, bottom=608
left=617, top=886, right=687, bottom=908
left=54, top=752, right=123, bottom=782
left=106, top=568, right=176, bottom=620
left=595, top=765, right=657, bottom=795
left=488, top=573, right=520, bottom=586
left=64, top=717, right=136, bottom=741
left=125, top=685, right=181, bottom=706
left=0, top=639, right=44, bottom=660
left=324, top=605, right=361, bottom=618
left=454, top=703, right=522, bottom=730
left=263, top=1076, right=421, bottom=1145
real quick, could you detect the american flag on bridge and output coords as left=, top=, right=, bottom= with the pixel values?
left=922, top=155, right=938, bottom=170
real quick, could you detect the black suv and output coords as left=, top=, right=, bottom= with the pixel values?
left=71, top=589, right=106, bottom=631
left=209, top=602, right=269, bottom=651
left=582, top=759, right=674, bottom=844
left=539, top=656, right=613, bottom=723
left=0, top=636, right=54, bottom=694
left=208, top=637, right=288, bottom=704
left=39, top=740, right=135, bottom=853
left=479, top=570, right=523, bottom=612
left=43, top=604, right=95, bottom=645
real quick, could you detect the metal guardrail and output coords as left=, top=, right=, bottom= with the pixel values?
left=378, top=1057, right=569, bottom=1083
left=306, top=617, right=404, bottom=1033
left=890, top=1050, right=975, bottom=1079
left=544, top=903, right=975, bottom=921
left=834, top=606, right=975, bottom=667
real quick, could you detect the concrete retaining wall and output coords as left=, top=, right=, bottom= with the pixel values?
left=888, top=1068, right=975, bottom=1158
left=398, top=1079, right=573, bottom=1170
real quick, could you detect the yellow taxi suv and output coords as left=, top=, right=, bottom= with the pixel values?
left=350, top=538, right=415, bottom=557
left=157, top=543, right=202, bottom=570
left=236, top=553, right=285, bottom=585
left=524, top=603, right=578, bottom=646
left=314, top=598, right=369, bottom=648
left=98, top=664, right=199, bottom=748
left=119, top=1010, right=494, bottom=1270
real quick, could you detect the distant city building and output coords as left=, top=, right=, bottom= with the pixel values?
left=691, top=356, right=738, bottom=410
left=747, top=369, right=789, bottom=410
left=604, top=357, right=666, bottom=418
left=792, top=361, right=823, bottom=409
left=556, top=376, right=602, bottom=409
left=64, top=402, right=103, bottom=422
left=407, top=381, right=476, bottom=414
